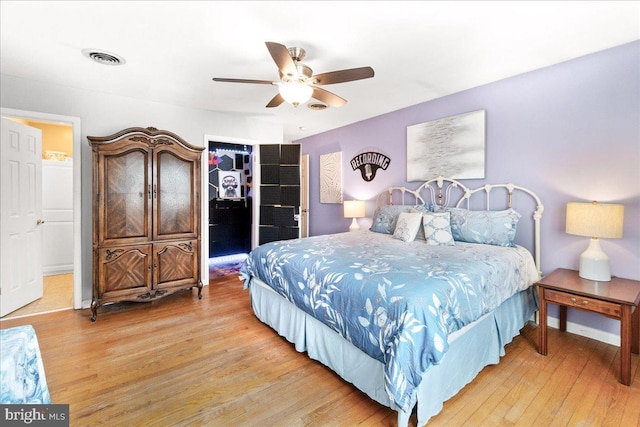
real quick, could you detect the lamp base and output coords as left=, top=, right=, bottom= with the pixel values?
left=349, top=217, right=360, bottom=232
left=578, top=237, right=611, bottom=282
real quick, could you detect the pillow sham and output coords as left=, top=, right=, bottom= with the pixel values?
left=370, top=204, right=431, bottom=235
left=422, top=211, right=455, bottom=246
left=393, top=212, right=423, bottom=242
left=445, top=207, right=521, bottom=247
left=370, top=205, right=412, bottom=234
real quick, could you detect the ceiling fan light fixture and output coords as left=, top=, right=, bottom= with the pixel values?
left=278, top=81, right=313, bottom=107
left=212, top=42, right=374, bottom=109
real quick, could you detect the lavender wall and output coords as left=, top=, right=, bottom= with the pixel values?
left=297, top=41, right=640, bottom=339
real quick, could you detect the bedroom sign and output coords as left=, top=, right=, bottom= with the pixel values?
left=407, top=109, right=486, bottom=181
left=350, top=150, right=390, bottom=182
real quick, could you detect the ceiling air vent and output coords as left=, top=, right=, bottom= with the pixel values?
left=307, top=103, right=327, bottom=111
left=81, top=49, right=126, bottom=66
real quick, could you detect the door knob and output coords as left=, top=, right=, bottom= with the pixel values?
left=36, top=219, right=45, bottom=225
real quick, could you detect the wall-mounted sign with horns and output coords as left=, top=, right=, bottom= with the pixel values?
left=350, top=150, right=391, bottom=182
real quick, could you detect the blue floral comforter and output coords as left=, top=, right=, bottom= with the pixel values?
left=240, top=230, right=539, bottom=412
left=0, top=325, right=51, bottom=404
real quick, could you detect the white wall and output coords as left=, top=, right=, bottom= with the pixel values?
left=1, top=73, right=284, bottom=306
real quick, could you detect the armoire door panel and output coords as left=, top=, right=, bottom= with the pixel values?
left=154, top=149, right=199, bottom=240
left=97, top=244, right=152, bottom=298
left=100, top=148, right=152, bottom=245
left=154, top=240, right=198, bottom=289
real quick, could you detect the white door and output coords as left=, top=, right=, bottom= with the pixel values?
left=300, top=154, right=309, bottom=238
left=0, top=118, right=43, bottom=316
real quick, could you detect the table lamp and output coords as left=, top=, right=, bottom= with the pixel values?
left=343, top=200, right=366, bottom=231
left=566, top=201, right=624, bottom=281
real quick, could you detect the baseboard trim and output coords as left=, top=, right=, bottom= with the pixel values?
left=43, top=267, right=73, bottom=276
left=546, top=316, right=620, bottom=347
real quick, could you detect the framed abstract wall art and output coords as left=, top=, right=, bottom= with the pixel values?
left=319, top=151, right=343, bottom=203
left=407, top=110, right=486, bottom=181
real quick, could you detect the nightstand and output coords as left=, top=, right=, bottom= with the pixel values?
left=537, top=268, right=640, bottom=385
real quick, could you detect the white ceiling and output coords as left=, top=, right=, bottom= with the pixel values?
left=1, top=1, right=639, bottom=142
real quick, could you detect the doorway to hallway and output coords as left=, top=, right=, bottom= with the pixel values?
left=208, top=141, right=252, bottom=281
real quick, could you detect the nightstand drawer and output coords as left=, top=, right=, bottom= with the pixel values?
left=544, top=289, right=622, bottom=318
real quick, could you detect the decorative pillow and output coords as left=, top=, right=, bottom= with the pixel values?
left=370, top=204, right=429, bottom=235
left=422, top=203, right=436, bottom=213
left=393, top=212, right=423, bottom=242
left=445, top=207, right=521, bottom=247
left=410, top=205, right=432, bottom=241
left=422, top=211, right=455, bottom=246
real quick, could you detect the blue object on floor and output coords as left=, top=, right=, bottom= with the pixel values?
left=1, top=325, right=51, bottom=404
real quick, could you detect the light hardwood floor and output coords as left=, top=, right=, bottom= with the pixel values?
left=1, top=275, right=638, bottom=426
left=2, top=274, right=73, bottom=319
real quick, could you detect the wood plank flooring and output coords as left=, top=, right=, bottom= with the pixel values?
left=1, top=275, right=638, bottom=426
left=3, top=273, right=73, bottom=319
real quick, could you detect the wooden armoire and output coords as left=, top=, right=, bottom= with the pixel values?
left=88, top=127, right=204, bottom=321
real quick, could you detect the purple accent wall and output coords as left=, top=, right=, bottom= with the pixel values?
left=297, top=41, right=640, bottom=337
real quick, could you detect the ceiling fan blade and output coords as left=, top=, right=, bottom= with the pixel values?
left=312, top=66, right=374, bottom=85
left=266, top=93, right=285, bottom=108
left=265, top=41, right=297, bottom=77
left=312, top=87, right=347, bottom=107
left=212, top=77, right=275, bottom=85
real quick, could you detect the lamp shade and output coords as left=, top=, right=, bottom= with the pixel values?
left=343, top=200, right=366, bottom=218
left=566, top=202, right=624, bottom=238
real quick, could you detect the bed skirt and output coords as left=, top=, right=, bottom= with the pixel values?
left=248, top=278, right=537, bottom=426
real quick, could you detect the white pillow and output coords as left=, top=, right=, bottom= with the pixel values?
left=422, top=211, right=455, bottom=246
left=393, top=212, right=423, bottom=242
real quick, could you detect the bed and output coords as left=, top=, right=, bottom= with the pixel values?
left=240, top=177, right=544, bottom=426
left=0, top=325, right=51, bottom=404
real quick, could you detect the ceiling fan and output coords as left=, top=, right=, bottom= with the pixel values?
left=212, top=42, right=374, bottom=108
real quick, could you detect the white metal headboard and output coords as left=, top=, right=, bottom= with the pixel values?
left=377, top=176, right=544, bottom=273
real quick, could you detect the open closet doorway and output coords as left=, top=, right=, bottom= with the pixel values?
left=207, top=140, right=253, bottom=280
left=0, top=107, right=82, bottom=318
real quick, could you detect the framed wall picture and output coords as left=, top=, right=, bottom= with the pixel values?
left=319, top=151, right=343, bottom=203
left=407, top=110, right=486, bottom=181
left=218, top=170, right=242, bottom=199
